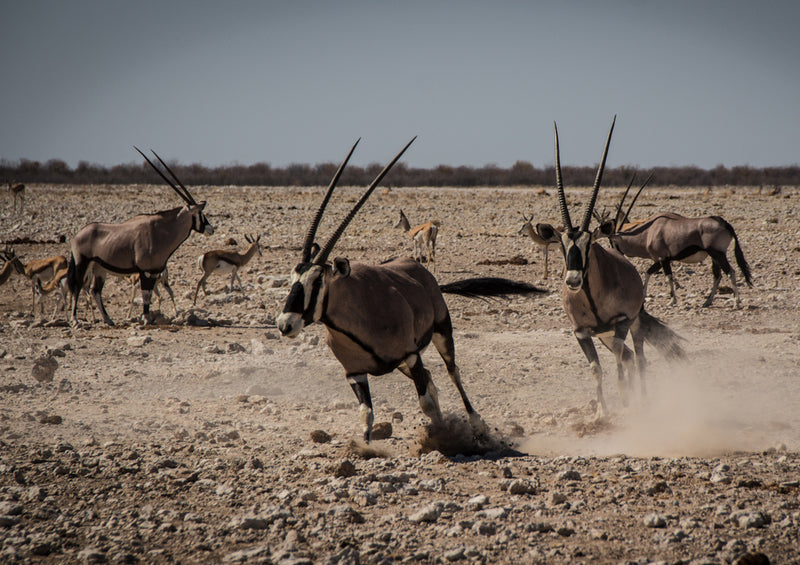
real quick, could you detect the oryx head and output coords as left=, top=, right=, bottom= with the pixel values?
left=535, top=117, right=615, bottom=292
left=277, top=137, right=416, bottom=338
left=595, top=171, right=653, bottom=246
left=135, top=147, right=214, bottom=236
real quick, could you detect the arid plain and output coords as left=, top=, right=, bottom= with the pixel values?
left=1, top=183, right=799, bottom=563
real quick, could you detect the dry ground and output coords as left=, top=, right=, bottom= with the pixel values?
left=1, top=183, right=799, bottom=564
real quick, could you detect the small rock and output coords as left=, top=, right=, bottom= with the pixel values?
left=32, top=356, right=58, bottom=383
left=409, top=503, right=442, bottom=523
left=370, top=421, right=392, bottom=440
left=643, top=513, right=667, bottom=528
left=331, top=459, right=357, bottom=478
left=126, top=335, right=151, bottom=348
left=466, top=495, right=488, bottom=510
left=227, top=342, right=247, bottom=353
left=310, top=430, right=332, bottom=444
left=557, top=469, right=581, bottom=482
left=506, top=479, right=536, bottom=495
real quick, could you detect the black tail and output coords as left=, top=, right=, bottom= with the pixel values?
left=440, top=277, right=546, bottom=300
left=66, top=255, right=78, bottom=298
left=714, top=216, right=753, bottom=287
left=638, top=310, right=686, bottom=360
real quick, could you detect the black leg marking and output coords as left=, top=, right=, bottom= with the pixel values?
left=347, top=374, right=374, bottom=442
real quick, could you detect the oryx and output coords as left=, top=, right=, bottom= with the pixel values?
left=596, top=179, right=753, bottom=308
left=277, top=138, right=544, bottom=442
left=67, top=148, right=213, bottom=325
left=534, top=117, right=685, bottom=420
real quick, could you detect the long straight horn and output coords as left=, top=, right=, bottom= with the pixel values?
left=580, top=115, right=616, bottom=232
left=614, top=173, right=637, bottom=228
left=315, top=136, right=416, bottom=265
left=151, top=150, right=197, bottom=205
left=553, top=122, right=573, bottom=232
left=621, top=171, right=653, bottom=227
left=301, top=138, right=360, bottom=263
left=134, top=147, right=193, bottom=205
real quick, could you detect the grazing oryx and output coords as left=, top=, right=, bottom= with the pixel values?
left=519, top=213, right=560, bottom=280
left=395, top=210, right=440, bottom=272
left=67, top=148, right=213, bottom=325
left=596, top=182, right=753, bottom=309
left=277, top=138, right=544, bottom=442
left=534, top=118, right=685, bottom=421
left=193, top=234, right=262, bottom=304
left=7, top=181, right=25, bottom=212
left=1, top=249, right=69, bottom=317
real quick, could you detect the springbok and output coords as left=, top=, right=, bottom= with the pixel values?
left=596, top=182, right=753, bottom=309
left=395, top=210, right=440, bottom=272
left=1, top=250, right=69, bottom=317
left=7, top=181, right=25, bottom=212
left=534, top=118, right=685, bottom=421
left=67, top=148, right=213, bottom=325
left=193, top=234, right=262, bottom=304
left=277, top=138, right=544, bottom=442
left=0, top=248, right=17, bottom=285
left=519, top=212, right=560, bottom=280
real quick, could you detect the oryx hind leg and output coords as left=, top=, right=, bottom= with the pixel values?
left=139, top=273, right=157, bottom=324
left=705, top=250, right=739, bottom=308
left=431, top=327, right=487, bottom=432
left=90, top=275, right=114, bottom=326
left=576, top=330, right=608, bottom=421
left=661, top=260, right=679, bottom=305
left=629, top=316, right=648, bottom=398
left=346, top=374, right=374, bottom=442
left=399, top=354, right=443, bottom=427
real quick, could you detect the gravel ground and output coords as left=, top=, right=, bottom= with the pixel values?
left=1, top=183, right=799, bottom=564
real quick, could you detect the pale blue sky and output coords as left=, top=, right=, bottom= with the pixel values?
left=1, top=1, right=798, bottom=170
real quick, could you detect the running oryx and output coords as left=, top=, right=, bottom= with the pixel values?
left=534, top=118, right=685, bottom=420
left=519, top=212, right=560, bottom=280
left=277, top=138, right=544, bottom=442
left=395, top=210, right=440, bottom=272
left=193, top=234, right=262, bottom=304
left=596, top=182, right=753, bottom=309
left=7, top=181, right=25, bottom=212
left=67, top=148, right=213, bottom=325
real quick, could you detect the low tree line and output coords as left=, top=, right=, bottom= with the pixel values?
left=1, top=158, right=797, bottom=188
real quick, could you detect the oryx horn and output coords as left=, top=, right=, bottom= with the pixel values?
left=553, top=123, right=573, bottom=232
left=151, top=150, right=198, bottom=205
left=301, top=138, right=360, bottom=263
left=579, top=115, right=616, bottom=232
left=315, top=136, right=416, bottom=265
left=620, top=172, right=654, bottom=227
left=614, top=173, right=638, bottom=228
left=134, top=147, right=195, bottom=205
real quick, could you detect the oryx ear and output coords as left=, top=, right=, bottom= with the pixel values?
left=597, top=220, right=615, bottom=237
left=535, top=223, right=560, bottom=243
left=309, top=243, right=321, bottom=261
left=332, top=257, right=351, bottom=278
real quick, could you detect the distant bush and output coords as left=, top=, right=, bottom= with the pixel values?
left=1, top=157, right=797, bottom=188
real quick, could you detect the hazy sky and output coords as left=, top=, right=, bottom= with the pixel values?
left=2, top=1, right=799, bottom=170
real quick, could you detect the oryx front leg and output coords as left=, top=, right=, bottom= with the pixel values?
left=576, top=330, right=608, bottom=421
left=347, top=374, right=374, bottom=442
left=90, top=275, right=114, bottom=326
left=598, top=320, right=634, bottom=407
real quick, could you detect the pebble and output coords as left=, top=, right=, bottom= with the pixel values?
left=31, top=356, right=58, bottom=382
left=643, top=513, right=668, bottom=528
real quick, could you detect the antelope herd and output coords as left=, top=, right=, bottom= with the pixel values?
left=1, top=122, right=756, bottom=436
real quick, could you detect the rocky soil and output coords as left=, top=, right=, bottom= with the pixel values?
left=1, top=183, right=799, bottom=564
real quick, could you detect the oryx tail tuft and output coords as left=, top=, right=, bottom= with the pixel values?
left=439, top=277, right=546, bottom=300
left=637, top=310, right=686, bottom=360
left=713, top=216, right=753, bottom=287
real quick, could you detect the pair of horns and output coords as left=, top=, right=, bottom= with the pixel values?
left=613, top=171, right=653, bottom=229
left=134, top=147, right=199, bottom=206
left=301, top=137, right=416, bottom=266
left=554, top=115, right=616, bottom=233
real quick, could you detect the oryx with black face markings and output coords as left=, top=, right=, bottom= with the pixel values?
left=277, top=138, right=544, bottom=442
left=596, top=179, right=753, bottom=309
left=67, top=148, right=213, bottom=325
left=534, top=118, right=685, bottom=420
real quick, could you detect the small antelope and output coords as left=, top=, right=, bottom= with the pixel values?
left=534, top=118, right=685, bottom=421
left=2, top=250, right=69, bottom=317
left=7, top=181, right=25, bottom=212
left=519, top=212, right=560, bottom=280
left=0, top=248, right=18, bottom=285
left=68, top=148, right=213, bottom=325
left=277, top=138, right=544, bottom=442
left=193, top=234, right=262, bottom=304
left=395, top=209, right=440, bottom=272
left=596, top=177, right=753, bottom=308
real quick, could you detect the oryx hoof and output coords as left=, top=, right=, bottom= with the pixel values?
left=468, top=412, right=490, bottom=436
